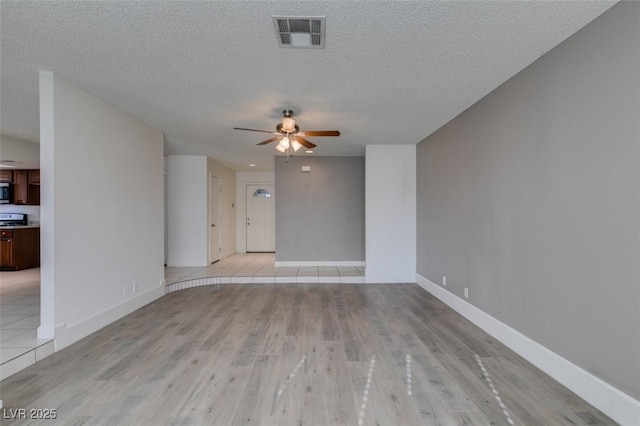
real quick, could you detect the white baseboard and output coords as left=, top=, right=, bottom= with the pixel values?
left=275, top=261, right=365, bottom=267
left=415, top=274, right=640, bottom=426
left=54, top=286, right=165, bottom=350
left=37, top=325, right=55, bottom=340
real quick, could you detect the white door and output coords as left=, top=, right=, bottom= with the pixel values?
left=246, top=184, right=275, bottom=252
left=209, top=174, right=222, bottom=263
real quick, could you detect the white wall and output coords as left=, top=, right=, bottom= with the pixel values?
left=207, top=157, right=237, bottom=260
left=365, top=145, right=416, bottom=283
left=39, top=72, right=55, bottom=340
left=39, top=72, right=165, bottom=348
left=164, top=156, right=168, bottom=263
left=166, top=155, right=237, bottom=266
left=167, top=156, right=208, bottom=266
left=236, top=171, right=274, bottom=253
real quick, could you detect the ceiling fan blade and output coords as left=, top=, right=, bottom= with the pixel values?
left=298, top=130, right=340, bottom=137
left=233, top=127, right=276, bottom=134
left=294, top=136, right=316, bottom=149
left=257, top=136, right=281, bottom=145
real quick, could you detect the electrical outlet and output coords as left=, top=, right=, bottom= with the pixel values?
left=442, top=276, right=447, bottom=286
left=123, top=285, right=130, bottom=297
left=464, top=287, right=469, bottom=298
left=132, top=282, right=139, bottom=293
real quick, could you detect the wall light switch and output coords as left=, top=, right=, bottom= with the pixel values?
left=301, top=165, right=311, bottom=173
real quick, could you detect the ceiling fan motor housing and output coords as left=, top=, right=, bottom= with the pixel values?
left=278, top=110, right=298, bottom=133
left=276, top=123, right=299, bottom=134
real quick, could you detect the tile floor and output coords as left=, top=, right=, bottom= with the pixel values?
left=0, top=268, right=54, bottom=381
left=164, top=253, right=365, bottom=292
left=1, top=254, right=365, bottom=381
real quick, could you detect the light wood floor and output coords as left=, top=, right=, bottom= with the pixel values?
left=0, top=284, right=614, bottom=425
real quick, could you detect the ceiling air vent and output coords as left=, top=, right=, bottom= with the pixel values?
left=273, top=16, right=326, bottom=49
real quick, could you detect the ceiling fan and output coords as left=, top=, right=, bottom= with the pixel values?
left=234, top=109, right=340, bottom=155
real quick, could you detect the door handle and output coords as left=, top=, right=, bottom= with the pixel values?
left=211, top=224, right=215, bottom=227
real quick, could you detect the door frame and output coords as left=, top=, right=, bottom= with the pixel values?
left=245, top=183, right=275, bottom=252
left=235, top=173, right=275, bottom=253
left=209, top=173, right=222, bottom=264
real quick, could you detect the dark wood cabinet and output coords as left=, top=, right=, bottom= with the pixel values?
left=0, top=234, right=13, bottom=267
left=28, top=170, right=40, bottom=185
left=13, top=170, right=29, bottom=204
left=0, top=228, right=40, bottom=270
left=11, top=169, right=39, bottom=205
left=0, top=170, right=13, bottom=182
left=28, top=183, right=40, bottom=205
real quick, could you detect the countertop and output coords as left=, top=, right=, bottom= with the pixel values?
left=0, top=225, right=41, bottom=230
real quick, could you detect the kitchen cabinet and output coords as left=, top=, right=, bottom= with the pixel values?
left=0, top=170, right=13, bottom=182
left=12, top=170, right=39, bottom=205
left=28, top=170, right=40, bottom=185
left=0, top=227, right=40, bottom=270
left=13, top=171, right=28, bottom=204
left=0, top=234, right=12, bottom=266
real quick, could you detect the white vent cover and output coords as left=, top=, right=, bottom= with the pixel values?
left=273, top=16, right=325, bottom=49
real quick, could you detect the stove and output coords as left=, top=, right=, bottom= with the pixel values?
left=0, top=213, right=28, bottom=227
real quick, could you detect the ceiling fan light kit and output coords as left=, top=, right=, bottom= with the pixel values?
left=234, top=109, right=340, bottom=160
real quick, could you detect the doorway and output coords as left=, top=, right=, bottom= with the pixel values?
left=246, top=184, right=275, bottom=252
left=209, top=174, right=222, bottom=263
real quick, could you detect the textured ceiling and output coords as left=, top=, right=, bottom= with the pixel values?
left=0, top=1, right=616, bottom=171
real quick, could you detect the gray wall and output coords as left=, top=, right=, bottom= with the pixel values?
left=275, top=156, right=364, bottom=262
left=417, top=2, right=639, bottom=399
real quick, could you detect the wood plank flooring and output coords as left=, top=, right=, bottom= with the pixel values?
left=0, top=284, right=615, bottom=425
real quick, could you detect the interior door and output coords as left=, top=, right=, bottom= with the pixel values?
left=209, top=174, right=222, bottom=263
left=246, top=184, right=275, bottom=252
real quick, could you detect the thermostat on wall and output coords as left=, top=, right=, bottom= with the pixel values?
left=301, top=165, right=311, bottom=173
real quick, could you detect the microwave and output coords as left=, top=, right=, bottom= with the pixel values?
left=0, top=182, right=13, bottom=204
